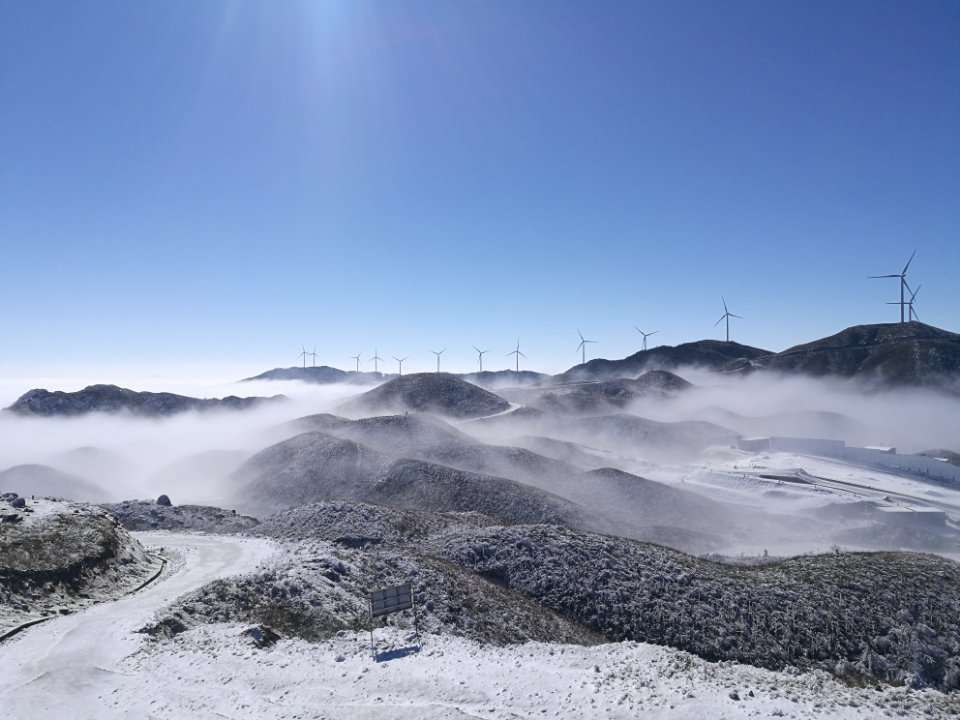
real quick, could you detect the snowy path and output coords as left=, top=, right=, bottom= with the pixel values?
left=0, top=532, right=276, bottom=720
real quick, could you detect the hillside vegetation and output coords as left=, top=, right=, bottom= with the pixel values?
left=429, top=525, right=960, bottom=691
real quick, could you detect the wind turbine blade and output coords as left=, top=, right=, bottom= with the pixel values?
left=649, top=331, right=658, bottom=336
left=902, top=249, right=917, bottom=275
left=519, top=351, right=527, bottom=358
left=912, top=285, right=922, bottom=301
left=722, top=296, right=728, bottom=313
left=730, top=313, right=744, bottom=319
left=714, top=316, right=724, bottom=327
left=869, top=274, right=899, bottom=279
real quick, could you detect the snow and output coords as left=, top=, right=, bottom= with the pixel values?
left=105, top=624, right=960, bottom=719
left=0, top=531, right=277, bottom=718
left=3, top=529, right=957, bottom=718
left=697, top=449, right=960, bottom=512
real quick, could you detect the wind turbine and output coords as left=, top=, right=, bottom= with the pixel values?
left=634, top=327, right=658, bottom=352
left=393, top=356, right=408, bottom=376
left=350, top=354, right=361, bottom=373
left=370, top=349, right=383, bottom=373
left=870, top=250, right=916, bottom=323
left=473, top=346, right=488, bottom=373
left=297, top=346, right=309, bottom=369
left=310, top=347, right=318, bottom=368
left=431, top=349, right=445, bottom=373
left=888, top=284, right=921, bottom=322
left=576, top=329, right=597, bottom=364
left=506, top=338, right=526, bottom=374
left=714, top=297, right=743, bottom=343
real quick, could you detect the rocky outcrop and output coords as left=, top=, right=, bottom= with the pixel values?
left=0, top=497, right=159, bottom=632
left=103, top=499, right=259, bottom=534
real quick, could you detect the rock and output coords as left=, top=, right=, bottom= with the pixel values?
left=0, top=492, right=17, bottom=502
left=1, top=513, right=23, bottom=524
left=11, top=497, right=26, bottom=509
left=729, top=690, right=740, bottom=701
left=241, top=624, right=281, bottom=648
left=138, top=616, right=188, bottom=639
left=156, top=495, right=172, bottom=507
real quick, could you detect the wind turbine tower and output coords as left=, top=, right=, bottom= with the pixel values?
left=370, top=349, right=383, bottom=373
left=431, top=349, right=445, bottom=373
left=871, top=250, right=917, bottom=323
left=473, top=346, right=488, bottom=373
left=714, top=297, right=743, bottom=343
left=506, top=338, right=526, bottom=374
left=576, top=329, right=597, bottom=364
left=634, top=327, right=658, bottom=352
left=889, top=284, right=921, bottom=322
left=351, top=354, right=361, bottom=373
left=393, top=356, right=408, bottom=376
left=310, top=347, right=318, bottom=368
left=297, top=346, right=309, bottom=369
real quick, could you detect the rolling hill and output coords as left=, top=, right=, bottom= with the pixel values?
left=555, top=340, right=772, bottom=382
left=339, top=372, right=510, bottom=419
left=241, top=366, right=383, bottom=384
left=749, top=321, right=960, bottom=387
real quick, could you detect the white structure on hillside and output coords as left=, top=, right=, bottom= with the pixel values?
left=736, top=436, right=960, bottom=487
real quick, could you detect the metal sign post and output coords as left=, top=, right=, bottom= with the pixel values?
left=368, top=582, right=421, bottom=659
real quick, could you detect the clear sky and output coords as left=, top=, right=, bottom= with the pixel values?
left=1, top=0, right=958, bottom=378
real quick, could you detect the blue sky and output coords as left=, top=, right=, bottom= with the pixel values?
left=1, top=0, right=958, bottom=377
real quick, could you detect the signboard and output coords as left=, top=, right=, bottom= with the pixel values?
left=369, top=583, right=413, bottom=618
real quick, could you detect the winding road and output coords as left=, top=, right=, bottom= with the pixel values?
left=0, top=532, right=276, bottom=720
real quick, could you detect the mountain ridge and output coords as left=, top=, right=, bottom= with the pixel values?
left=238, top=321, right=960, bottom=389
left=5, top=384, right=286, bottom=417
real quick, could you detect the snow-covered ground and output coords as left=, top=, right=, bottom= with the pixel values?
left=706, top=449, right=960, bottom=508
left=0, top=531, right=276, bottom=719
left=106, top=624, right=960, bottom=719
left=2, top=528, right=958, bottom=718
